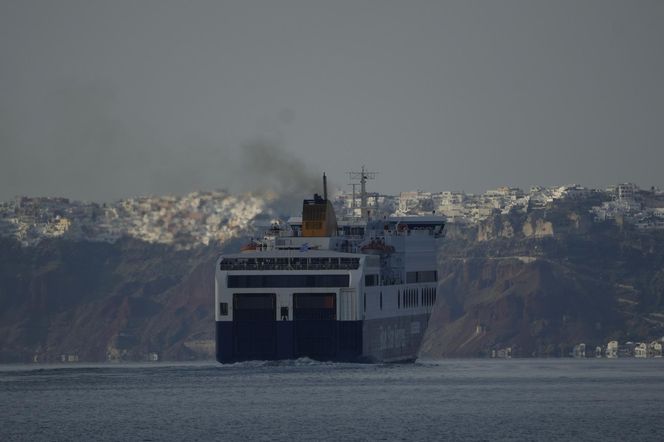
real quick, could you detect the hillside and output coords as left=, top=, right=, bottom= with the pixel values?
left=0, top=237, right=246, bottom=362
left=420, top=206, right=664, bottom=357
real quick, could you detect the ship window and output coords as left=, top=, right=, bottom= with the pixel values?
left=228, top=274, right=350, bottom=288
left=365, top=274, right=379, bottom=286
left=220, top=257, right=359, bottom=271
left=398, top=290, right=401, bottom=309
left=340, top=258, right=359, bottom=269
left=380, top=292, right=383, bottom=310
left=219, top=302, right=228, bottom=316
left=406, top=271, right=438, bottom=284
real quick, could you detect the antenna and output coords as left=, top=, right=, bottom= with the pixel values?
left=347, top=166, right=377, bottom=220
left=323, top=173, right=328, bottom=201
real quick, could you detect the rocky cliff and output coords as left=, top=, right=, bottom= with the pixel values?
left=420, top=205, right=664, bottom=357
left=0, top=237, right=246, bottom=362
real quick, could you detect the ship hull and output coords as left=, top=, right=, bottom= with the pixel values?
left=215, top=313, right=429, bottom=363
left=216, top=320, right=363, bottom=363
left=362, top=313, right=430, bottom=362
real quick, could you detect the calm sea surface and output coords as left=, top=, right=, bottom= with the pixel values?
left=1, top=359, right=663, bottom=441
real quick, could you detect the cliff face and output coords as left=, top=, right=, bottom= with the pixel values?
left=420, top=257, right=616, bottom=357
left=0, top=237, right=240, bottom=362
left=421, top=208, right=664, bottom=357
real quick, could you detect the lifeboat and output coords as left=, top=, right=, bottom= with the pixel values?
left=240, top=241, right=260, bottom=252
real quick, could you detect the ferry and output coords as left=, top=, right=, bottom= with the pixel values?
left=215, top=170, right=444, bottom=362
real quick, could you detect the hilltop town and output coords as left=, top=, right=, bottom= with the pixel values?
left=0, top=190, right=269, bottom=249
left=334, top=182, right=664, bottom=229
left=2, top=183, right=664, bottom=250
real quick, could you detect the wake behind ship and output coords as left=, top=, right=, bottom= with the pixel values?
left=215, top=171, right=444, bottom=363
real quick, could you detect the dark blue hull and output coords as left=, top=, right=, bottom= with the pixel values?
left=216, top=320, right=364, bottom=363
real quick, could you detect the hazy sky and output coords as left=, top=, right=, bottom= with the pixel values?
left=1, top=0, right=663, bottom=201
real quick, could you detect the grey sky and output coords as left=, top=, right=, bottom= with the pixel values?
left=1, top=0, right=663, bottom=201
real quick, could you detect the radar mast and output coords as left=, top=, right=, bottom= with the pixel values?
left=347, top=166, right=377, bottom=220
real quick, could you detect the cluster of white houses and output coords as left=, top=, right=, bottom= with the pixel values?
left=3, top=182, right=663, bottom=249
left=334, top=182, right=664, bottom=229
left=0, top=191, right=268, bottom=249
left=573, top=340, right=664, bottom=358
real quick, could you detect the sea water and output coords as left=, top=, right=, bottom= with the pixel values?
left=1, top=359, right=663, bottom=441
